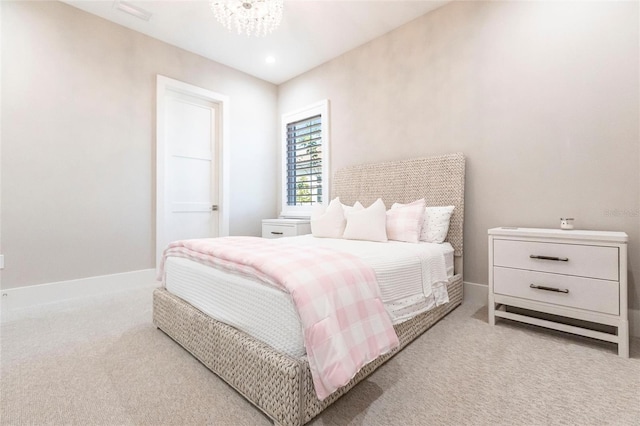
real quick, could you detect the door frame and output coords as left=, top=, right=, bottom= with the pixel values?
left=156, top=75, right=230, bottom=268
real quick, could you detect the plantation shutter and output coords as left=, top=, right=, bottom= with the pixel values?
left=286, top=114, right=323, bottom=206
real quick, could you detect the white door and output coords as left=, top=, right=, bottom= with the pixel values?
left=156, top=76, right=230, bottom=269
left=165, top=91, right=219, bottom=242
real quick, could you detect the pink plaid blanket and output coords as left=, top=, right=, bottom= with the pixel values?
left=160, top=236, right=399, bottom=400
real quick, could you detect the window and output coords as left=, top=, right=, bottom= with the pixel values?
left=281, top=100, right=330, bottom=218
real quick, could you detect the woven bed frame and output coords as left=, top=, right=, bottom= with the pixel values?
left=153, top=152, right=466, bottom=426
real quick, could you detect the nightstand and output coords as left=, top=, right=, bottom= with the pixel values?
left=488, top=227, right=629, bottom=357
left=262, top=219, right=311, bottom=239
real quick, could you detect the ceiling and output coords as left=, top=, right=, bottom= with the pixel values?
left=62, top=0, right=448, bottom=85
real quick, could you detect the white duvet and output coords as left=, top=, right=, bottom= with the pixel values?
left=164, top=235, right=453, bottom=357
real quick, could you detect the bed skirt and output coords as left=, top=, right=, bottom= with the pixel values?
left=152, top=273, right=463, bottom=426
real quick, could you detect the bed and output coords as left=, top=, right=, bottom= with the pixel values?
left=153, top=152, right=465, bottom=426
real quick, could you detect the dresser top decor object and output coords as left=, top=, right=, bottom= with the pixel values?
left=560, top=217, right=575, bottom=230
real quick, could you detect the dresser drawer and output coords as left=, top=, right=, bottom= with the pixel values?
left=493, top=239, right=618, bottom=281
left=493, top=266, right=619, bottom=315
left=262, top=224, right=297, bottom=239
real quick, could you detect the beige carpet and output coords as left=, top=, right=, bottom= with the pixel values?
left=1, top=284, right=639, bottom=426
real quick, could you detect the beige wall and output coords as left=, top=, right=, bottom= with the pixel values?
left=1, top=1, right=278, bottom=289
left=278, top=1, right=640, bottom=308
left=2, top=0, right=638, bottom=309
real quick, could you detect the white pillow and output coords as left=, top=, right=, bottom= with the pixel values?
left=310, top=197, right=345, bottom=238
left=342, top=201, right=364, bottom=213
left=387, top=199, right=426, bottom=243
left=343, top=198, right=388, bottom=242
left=421, top=205, right=455, bottom=243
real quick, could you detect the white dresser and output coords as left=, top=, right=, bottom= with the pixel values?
left=488, top=227, right=629, bottom=357
left=262, top=218, right=311, bottom=239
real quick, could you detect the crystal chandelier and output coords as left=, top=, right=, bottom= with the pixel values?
left=210, top=0, right=284, bottom=37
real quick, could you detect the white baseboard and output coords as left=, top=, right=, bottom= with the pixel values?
left=463, top=281, right=488, bottom=306
left=2, top=273, right=638, bottom=338
left=0, top=269, right=157, bottom=312
left=465, top=281, right=640, bottom=338
left=629, top=308, right=640, bottom=339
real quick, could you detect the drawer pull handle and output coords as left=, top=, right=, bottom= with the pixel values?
left=530, top=283, right=569, bottom=294
left=271, top=231, right=284, bottom=235
left=529, top=255, right=569, bottom=262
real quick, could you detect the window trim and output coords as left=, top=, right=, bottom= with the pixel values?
left=280, top=100, right=330, bottom=218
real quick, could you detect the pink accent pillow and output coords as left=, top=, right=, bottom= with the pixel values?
left=387, top=199, right=426, bottom=243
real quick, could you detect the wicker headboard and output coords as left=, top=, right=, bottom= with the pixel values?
left=332, top=152, right=465, bottom=257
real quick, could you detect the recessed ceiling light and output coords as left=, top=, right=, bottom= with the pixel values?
left=265, top=56, right=276, bottom=64
left=114, top=1, right=153, bottom=21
